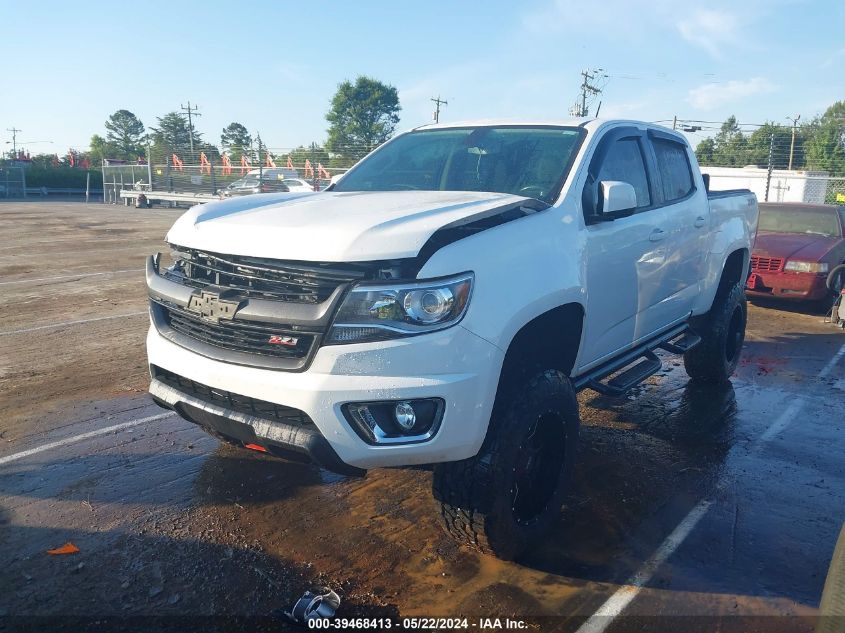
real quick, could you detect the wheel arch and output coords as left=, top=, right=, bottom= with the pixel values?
left=694, top=246, right=750, bottom=316
left=494, top=302, right=585, bottom=405
left=721, top=247, right=750, bottom=287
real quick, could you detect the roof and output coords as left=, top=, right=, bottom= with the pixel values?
left=414, top=117, right=596, bottom=130
left=410, top=118, right=680, bottom=137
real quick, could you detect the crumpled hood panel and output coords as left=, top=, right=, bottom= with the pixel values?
left=165, top=190, right=534, bottom=261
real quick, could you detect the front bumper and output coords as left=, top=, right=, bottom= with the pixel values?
left=746, top=271, right=829, bottom=301
left=146, top=322, right=504, bottom=471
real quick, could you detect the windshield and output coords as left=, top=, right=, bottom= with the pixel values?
left=759, top=206, right=842, bottom=237
left=333, top=126, right=584, bottom=204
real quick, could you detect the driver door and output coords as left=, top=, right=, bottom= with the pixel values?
left=577, top=127, right=670, bottom=370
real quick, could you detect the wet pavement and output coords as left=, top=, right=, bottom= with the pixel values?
left=1, top=201, right=844, bottom=631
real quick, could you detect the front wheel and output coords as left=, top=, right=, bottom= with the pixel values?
left=684, top=282, right=747, bottom=384
left=432, top=370, right=579, bottom=560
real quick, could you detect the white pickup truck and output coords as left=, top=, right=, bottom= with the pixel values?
left=146, top=119, right=758, bottom=559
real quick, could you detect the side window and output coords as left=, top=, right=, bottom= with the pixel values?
left=652, top=138, right=693, bottom=202
left=597, top=138, right=651, bottom=208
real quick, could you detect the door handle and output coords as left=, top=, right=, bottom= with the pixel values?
left=694, top=216, right=707, bottom=228
left=649, top=228, right=666, bottom=242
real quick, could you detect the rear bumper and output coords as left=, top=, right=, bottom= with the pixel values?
left=746, top=271, right=829, bottom=300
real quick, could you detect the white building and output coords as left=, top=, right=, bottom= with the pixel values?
left=702, top=166, right=830, bottom=204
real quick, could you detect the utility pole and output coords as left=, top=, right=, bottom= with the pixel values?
left=672, top=116, right=678, bottom=130
left=765, top=132, right=775, bottom=202
left=569, top=69, right=604, bottom=117
left=787, top=114, right=801, bottom=171
left=6, top=127, right=21, bottom=157
left=180, top=102, right=201, bottom=154
left=431, top=96, right=448, bottom=123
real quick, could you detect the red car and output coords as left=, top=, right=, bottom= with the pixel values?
left=747, top=203, right=845, bottom=301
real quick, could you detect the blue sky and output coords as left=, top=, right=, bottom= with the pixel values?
left=1, top=0, right=843, bottom=154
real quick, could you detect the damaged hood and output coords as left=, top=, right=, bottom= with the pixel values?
left=166, top=190, right=538, bottom=261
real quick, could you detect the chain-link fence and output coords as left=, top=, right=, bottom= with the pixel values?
left=101, top=145, right=369, bottom=204
left=0, top=166, right=26, bottom=198
left=667, top=118, right=845, bottom=205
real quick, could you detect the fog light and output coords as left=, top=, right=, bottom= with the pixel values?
left=342, top=398, right=445, bottom=444
left=394, top=401, right=416, bottom=430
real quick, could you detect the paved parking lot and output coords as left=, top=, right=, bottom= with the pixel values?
left=1, top=201, right=843, bottom=631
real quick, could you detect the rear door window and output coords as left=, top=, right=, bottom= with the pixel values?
left=597, top=138, right=651, bottom=208
left=652, top=138, right=694, bottom=202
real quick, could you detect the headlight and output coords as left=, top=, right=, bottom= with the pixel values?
left=327, top=273, right=473, bottom=344
left=784, top=261, right=829, bottom=273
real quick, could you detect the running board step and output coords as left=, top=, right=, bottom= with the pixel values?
left=659, top=332, right=702, bottom=355
left=586, top=351, right=663, bottom=397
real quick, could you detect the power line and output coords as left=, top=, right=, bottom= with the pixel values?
left=431, top=96, right=448, bottom=123
left=179, top=102, right=201, bottom=154
left=569, top=69, right=606, bottom=118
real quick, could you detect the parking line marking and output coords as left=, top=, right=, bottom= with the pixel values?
left=758, top=400, right=805, bottom=444
left=818, top=342, right=845, bottom=379
left=0, top=269, right=139, bottom=286
left=575, top=499, right=713, bottom=633
left=0, top=311, right=147, bottom=336
left=0, top=412, right=176, bottom=467
left=575, top=340, right=845, bottom=631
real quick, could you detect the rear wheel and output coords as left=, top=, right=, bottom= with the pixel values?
left=684, top=281, right=747, bottom=384
left=432, top=370, right=579, bottom=560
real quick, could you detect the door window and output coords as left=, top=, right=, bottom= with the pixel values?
left=597, top=139, right=651, bottom=208
left=652, top=139, right=693, bottom=202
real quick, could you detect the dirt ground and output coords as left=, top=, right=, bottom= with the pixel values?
left=1, top=201, right=844, bottom=632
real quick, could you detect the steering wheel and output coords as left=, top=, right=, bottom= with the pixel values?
left=391, top=184, right=420, bottom=191
left=518, top=185, right=545, bottom=199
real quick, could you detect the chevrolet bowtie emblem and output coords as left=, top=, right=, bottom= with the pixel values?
left=186, top=290, right=241, bottom=323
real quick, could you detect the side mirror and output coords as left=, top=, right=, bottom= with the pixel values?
left=600, top=181, right=637, bottom=217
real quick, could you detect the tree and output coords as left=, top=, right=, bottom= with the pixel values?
left=279, top=144, right=332, bottom=171
left=711, top=115, right=751, bottom=166
left=104, top=110, right=146, bottom=159
left=695, top=138, right=715, bottom=165
left=746, top=122, right=795, bottom=169
left=803, top=101, right=845, bottom=176
left=150, top=111, right=200, bottom=159
left=220, top=122, right=252, bottom=161
left=88, top=134, right=117, bottom=165
left=326, top=76, right=401, bottom=161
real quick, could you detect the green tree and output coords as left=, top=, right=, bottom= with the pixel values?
left=220, top=122, right=252, bottom=161
left=695, top=138, right=716, bottom=165
left=711, top=115, right=751, bottom=166
left=104, top=109, right=146, bottom=159
left=746, top=122, right=795, bottom=169
left=803, top=101, right=845, bottom=176
left=150, top=111, right=200, bottom=159
left=280, top=144, right=332, bottom=170
left=88, top=134, right=117, bottom=165
left=29, top=153, right=58, bottom=169
left=326, top=76, right=401, bottom=161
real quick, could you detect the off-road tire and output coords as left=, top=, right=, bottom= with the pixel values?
left=684, top=281, right=747, bottom=384
left=432, top=370, right=579, bottom=560
left=817, top=524, right=845, bottom=633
